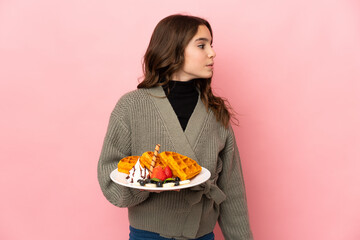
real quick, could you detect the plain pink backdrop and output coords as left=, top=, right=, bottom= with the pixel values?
left=1, top=0, right=360, bottom=239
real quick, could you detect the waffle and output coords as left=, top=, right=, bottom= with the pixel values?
left=117, top=156, right=140, bottom=174
left=140, top=151, right=164, bottom=171
left=158, top=151, right=202, bottom=181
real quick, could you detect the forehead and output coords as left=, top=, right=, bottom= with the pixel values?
left=191, top=25, right=212, bottom=42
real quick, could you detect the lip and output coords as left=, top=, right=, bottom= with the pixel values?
left=206, top=63, right=214, bottom=68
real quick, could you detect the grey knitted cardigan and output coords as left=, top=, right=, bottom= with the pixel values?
left=97, top=86, right=253, bottom=239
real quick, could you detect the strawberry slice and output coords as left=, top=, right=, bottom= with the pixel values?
left=164, top=166, right=173, bottom=179
left=151, top=166, right=167, bottom=181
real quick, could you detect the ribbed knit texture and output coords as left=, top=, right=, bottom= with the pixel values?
left=97, top=87, right=253, bottom=239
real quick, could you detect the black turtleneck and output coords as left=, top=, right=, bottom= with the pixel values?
left=162, top=80, right=199, bottom=131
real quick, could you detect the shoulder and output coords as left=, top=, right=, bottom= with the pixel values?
left=109, top=89, right=143, bottom=123
left=111, top=88, right=164, bottom=122
left=205, top=109, right=234, bottom=138
left=112, top=89, right=148, bottom=113
left=117, top=88, right=149, bottom=105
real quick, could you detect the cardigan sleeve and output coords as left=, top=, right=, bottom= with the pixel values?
left=217, top=128, right=253, bottom=239
left=97, top=111, right=150, bottom=208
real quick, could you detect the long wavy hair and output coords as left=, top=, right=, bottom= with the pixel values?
left=138, top=14, right=235, bottom=127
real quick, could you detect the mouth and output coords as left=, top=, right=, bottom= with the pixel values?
left=206, top=63, right=214, bottom=68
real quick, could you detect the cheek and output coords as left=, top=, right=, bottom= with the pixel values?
left=185, top=52, right=204, bottom=66
left=185, top=47, right=203, bottom=59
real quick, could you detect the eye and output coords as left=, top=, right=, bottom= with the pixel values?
left=198, top=44, right=205, bottom=49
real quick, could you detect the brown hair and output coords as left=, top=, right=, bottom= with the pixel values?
left=138, top=14, right=235, bottom=127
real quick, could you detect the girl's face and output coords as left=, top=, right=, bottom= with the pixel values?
left=172, top=25, right=216, bottom=82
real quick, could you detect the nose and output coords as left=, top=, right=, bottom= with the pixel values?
left=208, top=47, right=216, bottom=59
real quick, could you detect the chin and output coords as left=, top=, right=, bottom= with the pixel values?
left=200, top=73, right=213, bottom=79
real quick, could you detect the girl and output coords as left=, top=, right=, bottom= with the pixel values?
left=98, top=14, right=253, bottom=240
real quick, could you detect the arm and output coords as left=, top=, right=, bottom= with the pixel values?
left=217, top=128, right=253, bottom=239
left=97, top=112, right=150, bottom=208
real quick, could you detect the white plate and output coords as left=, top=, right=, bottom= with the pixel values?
left=110, top=167, right=211, bottom=191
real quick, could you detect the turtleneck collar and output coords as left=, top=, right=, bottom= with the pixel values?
left=161, top=79, right=199, bottom=131
left=164, top=80, right=197, bottom=95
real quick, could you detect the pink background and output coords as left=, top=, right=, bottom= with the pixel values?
left=1, top=0, right=359, bottom=239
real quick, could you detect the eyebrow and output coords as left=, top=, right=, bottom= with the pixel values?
left=195, top=37, right=210, bottom=42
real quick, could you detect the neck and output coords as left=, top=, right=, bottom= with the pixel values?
left=170, top=72, right=195, bottom=82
